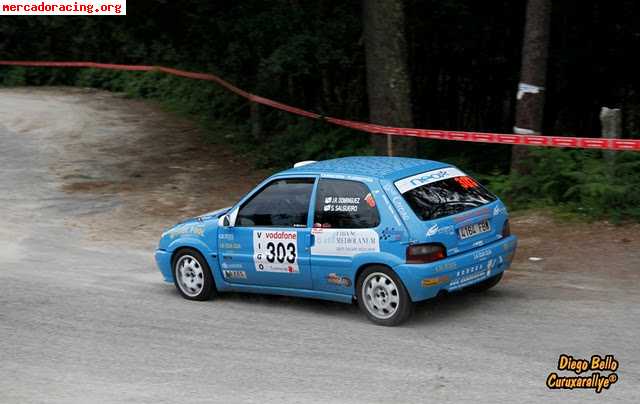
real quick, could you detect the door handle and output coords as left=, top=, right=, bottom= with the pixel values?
left=306, top=233, right=315, bottom=251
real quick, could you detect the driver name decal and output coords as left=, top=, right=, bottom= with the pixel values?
left=253, top=230, right=299, bottom=273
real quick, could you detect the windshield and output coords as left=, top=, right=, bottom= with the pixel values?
left=395, top=169, right=496, bottom=221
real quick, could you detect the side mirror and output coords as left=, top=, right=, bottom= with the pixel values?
left=218, top=207, right=238, bottom=228
left=218, top=214, right=230, bottom=227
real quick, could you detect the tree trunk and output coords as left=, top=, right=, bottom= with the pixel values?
left=250, top=101, right=262, bottom=141
left=511, top=0, right=552, bottom=174
left=600, top=106, right=621, bottom=163
left=362, top=0, right=415, bottom=157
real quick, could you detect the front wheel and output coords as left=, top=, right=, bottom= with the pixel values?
left=356, top=266, right=413, bottom=326
left=173, top=249, right=216, bottom=301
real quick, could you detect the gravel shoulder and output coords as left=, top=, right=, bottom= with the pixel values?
left=0, top=87, right=638, bottom=403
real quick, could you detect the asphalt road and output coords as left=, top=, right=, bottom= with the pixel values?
left=1, top=88, right=638, bottom=403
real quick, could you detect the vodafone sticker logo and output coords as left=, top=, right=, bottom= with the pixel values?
left=262, top=231, right=297, bottom=240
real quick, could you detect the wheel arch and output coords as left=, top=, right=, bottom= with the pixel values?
left=168, top=239, right=226, bottom=289
left=170, top=246, right=202, bottom=266
left=353, top=262, right=404, bottom=300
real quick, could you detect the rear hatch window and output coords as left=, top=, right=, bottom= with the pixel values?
left=395, top=167, right=496, bottom=221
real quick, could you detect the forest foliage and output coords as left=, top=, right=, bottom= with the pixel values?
left=1, top=0, right=639, bottom=220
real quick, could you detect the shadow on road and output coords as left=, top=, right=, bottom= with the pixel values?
left=151, top=277, right=527, bottom=326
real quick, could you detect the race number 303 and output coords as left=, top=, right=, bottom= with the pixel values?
left=253, top=230, right=299, bottom=273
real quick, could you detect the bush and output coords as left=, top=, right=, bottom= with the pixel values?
left=245, top=117, right=374, bottom=168
left=480, top=149, right=640, bottom=221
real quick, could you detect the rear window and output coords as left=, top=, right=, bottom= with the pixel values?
left=395, top=167, right=496, bottom=221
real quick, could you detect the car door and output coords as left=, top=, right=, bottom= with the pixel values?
left=217, top=177, right=315, bottom=289
left=309, top=178, right=382, bottom=293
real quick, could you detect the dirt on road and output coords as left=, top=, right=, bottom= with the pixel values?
left=1, top=87, right=267, bottom=247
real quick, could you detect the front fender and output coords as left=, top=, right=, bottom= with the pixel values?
left=167, top=236, right=213, bottom=256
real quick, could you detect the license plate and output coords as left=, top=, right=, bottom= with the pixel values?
left=458, top=220, right=491, bottom=239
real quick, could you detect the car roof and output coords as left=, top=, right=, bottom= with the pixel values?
left=278, top=156, right=451, bottom=181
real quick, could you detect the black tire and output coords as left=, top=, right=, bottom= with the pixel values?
left=466, top=272, right=503, bottom=293
left=356, top=265, right=413, bottom=326
left=172, top=248, right=216, bottom=301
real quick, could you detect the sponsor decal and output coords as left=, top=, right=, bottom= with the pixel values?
left=455, top=265, right=483, bottom=278
left=473, top=248, right=492, bottom=261
left=449, top=262, right=490, bottom=288
left=221, top=262, right=243, bottom=269
left=421, top=275, right=449, bottom=287
left=311, top=228, right=380, bottom=257
left=434, top=262, right=457, bottom=272
left=453, top=176, right=478, bottom=189
left=392, top=196, right=411, bottom=221
left=220, top=242, right=241, bottom=250
left=546, top=354, right=619, bottom=394
left=380, top=194, right=403, bottom=226
left=380, top=227, right=404, bottom=242
left=218, top=233, right=234, bottom=240
left=487, top=256, right=503, bottom=270
left=167, top=224, right=205, bottom=239
left=472, top=239, right=485, bottom=247
left=485, top=257, right=502, bottom=277
left=223, top=270, right=247, bottom=280
left=364, top=193, right=376, bottom=208
left=493, top=204, right=508, bottom=216
left=253, top=230, right=299, bottom=273
left=426, top=223, right=455, bottom=237
left=326, top=273, right=352, bottom=287
left=394, top=167, right=466, bottom=194
left=426, top=224, right=438, bottom=237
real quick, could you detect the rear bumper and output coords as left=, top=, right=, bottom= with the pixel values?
left=394, top=235, right=518, bottom=302
left=155, top=249, right=174, bottom=283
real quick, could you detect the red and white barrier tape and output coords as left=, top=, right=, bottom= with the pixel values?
left=1, top=60, right=638, bottom=151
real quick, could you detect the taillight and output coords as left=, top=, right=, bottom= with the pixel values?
left=502, top=219, right=511, bottom=237
left=406, top=243, right=446, bottom=264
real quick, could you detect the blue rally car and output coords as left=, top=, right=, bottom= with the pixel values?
left=155, top=157, right=517, bottom=325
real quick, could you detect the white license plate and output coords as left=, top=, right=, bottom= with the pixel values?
left=458, top=220, right=491, bottom=239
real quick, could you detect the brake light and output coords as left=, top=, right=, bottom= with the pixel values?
left=502, top=219, right=511, bottom=237
left=406, top=243, right=446, bottom=264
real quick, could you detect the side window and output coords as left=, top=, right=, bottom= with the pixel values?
left=313, top=179, right=380, bottom=229
left=237, top=178, right=314, bottom=228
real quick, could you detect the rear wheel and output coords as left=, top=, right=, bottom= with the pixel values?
left=356, top=266, right=412, bottom=326
left=173, top=249, right=215, bottom=301
left=467, top=272, right=503, bottom=293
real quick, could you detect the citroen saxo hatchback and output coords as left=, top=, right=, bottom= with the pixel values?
left=155, top=157, right=517, bottom=325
